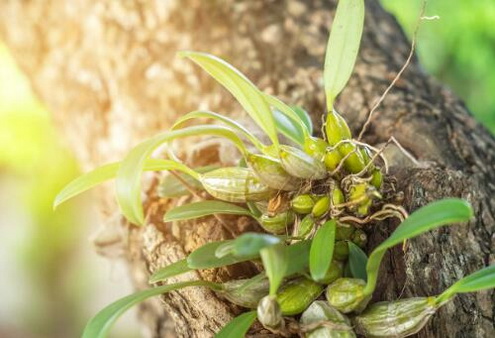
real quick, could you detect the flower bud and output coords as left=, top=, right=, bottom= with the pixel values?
left=353, top=297, right=437, bottom=338
left=347, top=182, right=381, bottom=216
left=320, top=260, right=344, bottom=285
left=326, top=278, right=371, bottom=313
left=247, top=153, right=302, bottom=191
left=296, top=214, right=315, bottom=237
left=351, top=229, right=367, bottom=248
left=280, top=145, right=327, bottom=179
left=338, top=143, right=366, bottom=174
left=325, top=109, right=352, bottom=146
left=257, top=295, right=284, bottom=329
left=312, top=195, right=331, bottom=218
left=260, top=211, right=295, bottom=234
left=201, top=167, right=274, bottom=202
left=370, top=168, right=383, bottom=189
left=292, top=194, right=315, bottom=214
left=331, top=187, right=345, bottom=210
left=277, top=278, right=324, bottom=315
left=333, top=241, right=350, bottom=261
left=301, top=301, right=356, bottom=338
left=324, top=148, right=342, bottom=171
left=304, top=137, right=329, bottom=160
left=220, top=276, right=270, bottom=309
left=336, top=223, right=355, bottom=241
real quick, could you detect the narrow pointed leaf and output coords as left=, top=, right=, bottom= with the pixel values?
left=215, top=311, right=257, bottom=338
left=273, top=108, right=305, bottom=146
left=246, top=201, right=263, bottom=218
left=149, top=259, right=191, bottom=283
left=54, top=159, right=176, bottom=209
left=116, top=125, right=249, bottom=225
left=232, top=233, right=281, bottom=258
left=158, top=165, right=217, bottom=198
left=180, top=51, right=279, bottom=149
left=324, top=0, right=365, bottom=110
left=310, top=220, right=337, bottom=282
left=438, top=265, right=495, bottom=303
left=263, top=93, right=310, bottom=137
left=261, top=243, right=288, bottom=296
left=164, top=200, right=255, bottom=222
left=348, top=241, right=368, bottom=281
left=83, top=280, right=220, bottom=338
left=286, top=240, right=311, bottom=276
left=291, top=105, right=313, bottom=135
left=187, top=240, right=258, bottom=270
left=173, top=110, right=267, bottom=152
left=364, top=198, right=473, bottom=296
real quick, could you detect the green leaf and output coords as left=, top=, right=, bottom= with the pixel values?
left=291, top=105, right=313, bottom=135
left=180, top=51, right=279, bottom=149
left=232, top=233, right=281, bottom=258
left=324, top=0, right=365, bottom=110
left=246, top=201, right=263, bottom=218
left=187, top=240, right=258, bottom=270
left=215, top=311, right=257, bottom=338
left=116, top=125, right=249, bottom=225
left=273, top=108, right=305, bottom=146
left=364, top=198, right=473, bottom=296
left=286, top=240, right=311, bottom=276
left=163, top=200, right=255, bottom=222
left=173, top=110, right=267, bottom=153
left=148, top=259, right=191, bottom=283
left=348, top=242, right=368, bottom=281
left=158, top=165, right=217, bottom=198
left=310, top=220, right=337, bottom=282
left=263, top=93, right=310, bottom=138
left=437, top=265, right=495, bottom=304
left=260, top=243, right=288, bottom=296
left=54, top=159, right=176, bottom=209
left=83, top=280, right=220, bottom=338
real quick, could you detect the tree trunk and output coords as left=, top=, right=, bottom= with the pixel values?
left=1, top=0, right=494, bottom=337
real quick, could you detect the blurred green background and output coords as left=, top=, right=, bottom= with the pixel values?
left=381, top=0, right=495, bottom=132
left=0, top=1, right=493, bottom=337
left=0, top=44, right=138, bottom=337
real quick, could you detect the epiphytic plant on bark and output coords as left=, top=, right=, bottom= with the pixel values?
left=55, top=0, right=495, bottom=337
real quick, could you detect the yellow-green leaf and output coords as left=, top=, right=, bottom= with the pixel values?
left=148, top=259, right=191, bottom=283
left=173, top=110, right=267, bottom=153
left=180, top=51, right=279, bottom=149
left=232, top=233, right=281, bottom=258
left=348, top=241, right=368, bottom=281
left=273, top=108, right=305, bottom=146
left=261, top=243, right=288, bottom=296
left=164, top=200, right=254, bottom=222
left=158, top=165, right=217, bottom=198
left=263, top=93, right=310, bottom=138
left=437, top=265, right=495, bottom=304
left=324, top=0, right=365, bottom=110
left=215, top=311, right=257, bottom=338
left=291, top=105, right=313, bottom=135
left=116, top=125, right=249, bottom=225
left=364, top=198, right=473, bottom=296
left=187, top=240, right=258, bottom=270
left=310, top=220, right=337, bottom=282
left=83, top=281, right=220, bottom=338
left=53, top=159, right=184, bottom=209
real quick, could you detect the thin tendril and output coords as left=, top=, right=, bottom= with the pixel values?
left=357, top=1, right=428, bottom=141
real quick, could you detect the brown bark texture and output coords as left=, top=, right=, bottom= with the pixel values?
left=1, top=0, right=494, bottom=337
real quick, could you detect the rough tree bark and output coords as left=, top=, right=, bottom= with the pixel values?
left=1, top=0, right=494, bottom=337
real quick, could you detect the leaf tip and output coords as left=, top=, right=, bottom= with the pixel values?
left=177, top=50, right=192, bottom=58
left=52, top=198, right=61, bottom=211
